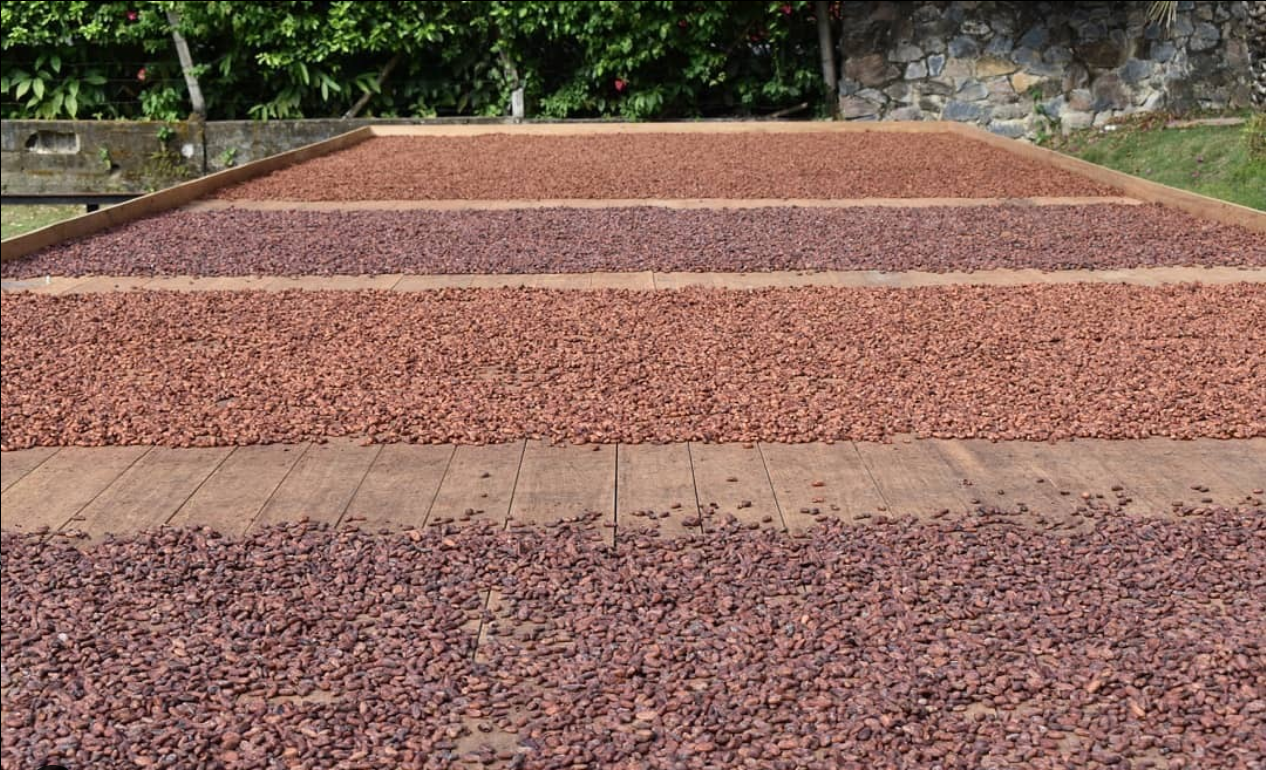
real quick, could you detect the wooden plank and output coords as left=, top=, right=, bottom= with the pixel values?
left=854, top=440, right=975, bottom=518
left=343, top=444, right=454, bottom=530
left=761, top=442, right=886, bottom=530
left=950, top=122, right=1266, bottom=233
left=616, top=443, right=701, bottom=537
left=15, top=266, right=1263, bottom=297
left=509, top=441, right=616, bottom=541
left=1, top=126, right=374, bottom=262
left=1, top=447, right=59, bottom=493
left=688, top=443, right=782, bottom=530
left=169, top=444, right=308, bottom=535
left=369, top=121, right=965, bottom=137
left=1088, top=438, right=1247, bottom=510
left=932, top=440, right=1080, bottom=520
left=1024, top=441, right=1161, bottom=512
left=0, top=446, right=149, bottom=533
left=428, top=442, right=525, bottom=527
left=185, top=195, right=1142, bottom=212
left=74, top=447, right=231, bottom=539
left=253, top=441, right=380, bottom=528
left=1186, top=438, right=1266, bottom=502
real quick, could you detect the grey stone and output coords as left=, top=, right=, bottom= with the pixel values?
left=1151, top=41, right=1177, bottom=63
left=887, top=105, right=924, bottom=121
left=857, top=88, right=888, bottom=103
left=960, top=19, right=992, bottom=37
left=948, top=36, right=980, bottom=58
left=1018, top=25, right=1049, bottom=49
left=988, top=120, right=1028, bottom=138
left=1188, top=21, right=1220, bottom=51
left=892, top=43, right=925, bottom=63
left=942, top=100, right=990, bottom=121
left=984, top=35, right=1014, bottom=56
left=1061, top=110, right=1095, bottom=130
left=1074, top=39, right=1127, bottom=68
left=1139, top=88, right=1166, bottom=110
left=926, top=54, right=946, bottom=77
left=838, top=95, right=881, bottom=119
left=1172, top=16, right=1194, bottom=36
left=1044, top=46, right=1073, bottom=64
left=990, top=103, right=1031, bottom=120
left=1091, top=72, right=1131, bottom=110
left=957, top=79, right=989, bottom=101
left=917, top=81, right=955, bottom=97
left=918, top=94, right=947, bottom=112
left=1068, top=88, right=1094, bottom=111
left=885, top=81, right=913, bottom=101
left=1119, top=58, right=1155, bottom=85
left=1078, top=21, right=1107, bottom=41
left=1063, top=62, right=1091, bottom=91
left=1044, top=95, right=1068, bottom=119
left=923, top=37, right=946, bottom=54
left=989, top=15, right=1016, bottom=36
left=1012, top=47, right=1042, bottom=67
left=904, top=61, right=928, bottom=80
left=838, top=78, right=861, bottom=97
left=844, top=53, right=900, bottom=87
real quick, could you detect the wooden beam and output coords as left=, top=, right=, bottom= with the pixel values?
left=0, top=126, right=376, bottom=263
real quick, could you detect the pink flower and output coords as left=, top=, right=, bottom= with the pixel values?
left=127, top=9, right=138, bottom=21
left=614, top=78, right=626, bottom=93
left=781, top=4, right=793, bottom=14
left=137, top=67, right=147, bottom=81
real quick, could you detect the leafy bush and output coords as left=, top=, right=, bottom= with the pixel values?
left=1, top=1, right=827, bottom=120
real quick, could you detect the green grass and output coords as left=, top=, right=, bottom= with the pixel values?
left=1049, top=117, right=1265, bottom=211
left=1, top=205, right=86, bottom=240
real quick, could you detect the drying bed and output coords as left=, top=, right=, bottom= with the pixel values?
left=5, top=204, right=1263, bottom=279
left=214, top=134, right=1119, bottom=201
left=3, top=284, right=1262, bottom=449
left=3, top=508, right=1263, bottom=769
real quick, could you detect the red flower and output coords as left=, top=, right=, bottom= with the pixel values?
left=781, top=4, right=793, bottom=14
left=126, top=9, right=138, bottom=21
left=137, top=67, right=147, bottom=81
left=614, top=78, right=626, bottom=93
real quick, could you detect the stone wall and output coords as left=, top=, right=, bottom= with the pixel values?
left=836, top=0, right=1255, bottom=136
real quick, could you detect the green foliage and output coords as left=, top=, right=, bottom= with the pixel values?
left=2, top=1, right=827, bottom=120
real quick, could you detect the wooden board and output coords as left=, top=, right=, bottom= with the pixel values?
left=688, top=443, right=783, bottom=530
left=1186, top=438, right=1266, bottom=501
left=428, top=442, right=525, bottom=527
left=169, top=444, right=308, bottom=535
left=369, top=120, right=966, bottom=137
left=932, top=440, right=1079, bottom=519
left=1088, top=438, right=1248, bottom=510
left=74, top=447, right=231, bottom=539
left=509, top=441, right=616, bottom=541
left=0, top=446, right=149, bottom=533
left=11, top=266, right=1262, bottom=297
left=616, top=443, right=702, bottom=537
left=1024, top=441, right=1158, bottom=511
left=761, top=442, right=887, bottom=530
left=854, top=440, right=975, bottom=518
left=343, top=443, right=454, bottom=530
left=252, top=441, right=380, bottom=528
left=0, top=447, right=59, bottom=493
left=950, top=122, right=1266, bottom=233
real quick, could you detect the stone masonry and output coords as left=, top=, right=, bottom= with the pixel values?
left=836, top=1, right=1256, bottom=137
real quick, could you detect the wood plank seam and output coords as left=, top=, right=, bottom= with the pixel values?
left=0, top=447, right=61, bottom=494
left=850, top=442, right=894, bottom=513
left=417, top=445, right=459, bottom=528
left=755, top=443, right=790, bottom=532
left=55, top=446, right=154, bottom=534
left=159, top=447, right=235, bottom=528
left=470, top=440, right=528, bottom=662
left=242, top=443, right=314, bottom=531
left=333, top=444, right=385, bottom=527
